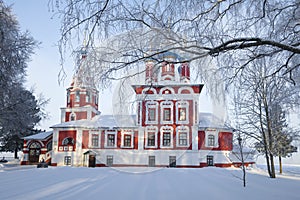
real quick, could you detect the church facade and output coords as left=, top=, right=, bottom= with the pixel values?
left=21, top=49, right=254, bottom=168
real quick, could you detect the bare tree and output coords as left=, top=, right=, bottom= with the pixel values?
left=231, top=56, right=299, bottom=178
left=50, top=0, right=300, bottom=86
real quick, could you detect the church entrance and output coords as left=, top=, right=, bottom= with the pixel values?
left=29, top=142, right=41, bottom=163
left=88, top=155, right=96, bottom=167
left=83, top=150, right=96, bottom=167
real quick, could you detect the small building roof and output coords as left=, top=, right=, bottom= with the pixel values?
left=198, top=112, right=229, bottom=129
left=23, top=131, right=53, bottom=140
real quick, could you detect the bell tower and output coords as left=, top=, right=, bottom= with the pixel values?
left=61, top=47, right=100, bottom=123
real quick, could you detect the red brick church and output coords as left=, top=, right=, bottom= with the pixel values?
left=21, top=48, right=255, bottom=168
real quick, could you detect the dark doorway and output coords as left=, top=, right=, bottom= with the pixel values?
left=29, top=142, right=41, bottom=163
left=207, top=155, right=214, bottom=166
left=88, top=155, right=96, bottom=167
left=169, top=156, right=176, bottom=168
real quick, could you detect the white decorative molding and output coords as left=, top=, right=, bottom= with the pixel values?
left=145, top=126, right=158, bottom=148
left=159, top=87, right=175, bottom=95
left=160, top=101, right=174, bottom=124
left=176, top=126, right=190, bottom=147
left=205, top=129, right=219, bottom=148
left=142, top=87, right=157, bottom=94
left=175, top=101, right=189, bottom=124
left=120, top=129, right=134, bottom=148
left=178, top=86, right=194, bottom=94
left=160, top=125, right=174, bottom=148
left=145, top=101, right=158, bottom=124
left=104, top=130, right=117, bottom=148
left=89, top=131, right=101, bottom=148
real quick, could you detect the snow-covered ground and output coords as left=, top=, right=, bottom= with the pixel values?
left=0, top=163, right=300, bottom=200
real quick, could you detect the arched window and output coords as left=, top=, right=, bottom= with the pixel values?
left=30, top=142, right=41, bottom=149
left=70, top=113, right=76, bottom=121
left=62, top=137, right=74, bottom=146
left=208, top=135, right=215, bottom=146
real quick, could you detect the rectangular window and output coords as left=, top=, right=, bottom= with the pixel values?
left=179, top=133, right=188, bottom=146
left=107, top=155, right=113, bottom=167
left=64, top=156, right=71, bottom=166
left=207, top=155, right=214, bottom=166
left=67, top=91, right=70, bottom=103
left=163, top=108, right=171, bottom=121
left=179, top=108, right=186, bottom=121
left=75, top=91, right=80, bottom=102
left=124, top=135, right=132, bottom=147
left=147, top=132, right=155, bottom=146
left=91, top=134, right=99, bottom=147
left=86, top=91, right=90, bottom=103
left=149, top=156, right=155, bottom=167
left=208, top=135, right=215, bottom=146
left=148, top=108, right=156, bottom=121
left=163, top=133, right=171, bottom=146
left=107, top=134, right=115, bottom=147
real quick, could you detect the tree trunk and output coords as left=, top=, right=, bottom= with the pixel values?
left=238, top=137, right=246, bottom=187
left=269, top=154, right=276, bottom=178
left=279, top=155, right=282, bottom=174
left=14, top=147, right=18, bottom=159
left=14, top=140, right=18, bottom=159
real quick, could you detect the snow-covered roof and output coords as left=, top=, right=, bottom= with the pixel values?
left=198, top=112, right=228, bottom=129
left=51, top=113, right=228, bottom=130
left=23, top=131, right=53, bottom=140
left=51, top=114, right=136, bottom=129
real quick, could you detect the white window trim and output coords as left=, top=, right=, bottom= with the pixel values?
left=121, top=130, right=134, bottom=148
left=145, top=101, right=158, bottom=124
left=145, top=126, right=158, bottom=148
left=161, top=74, right=175, bottom=81
left=176, top=101, right=189, bottom=124
left=160, top=126, right=174, bottom=148
left=142, top=87, right=157, bottom=94
left=176, top=126, right=189, bottom=147
left=89, top=131, right=100, bottom=148
left=205, top=129, right=219, bottom=148
left=160, top=101, right=174, bottom=124
left=159, top=87, right=175, bottom=95
left=104, top=130, right=117, bottom=148
left=178, top=86, right=194, bottom=94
